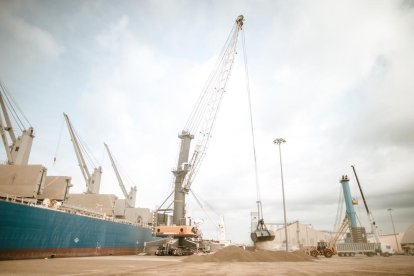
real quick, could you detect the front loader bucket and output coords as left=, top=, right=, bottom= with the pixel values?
left=251, top=229, right=275, bottom=242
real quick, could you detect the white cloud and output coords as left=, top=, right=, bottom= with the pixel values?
left=0, top=7, right=63, bottom=59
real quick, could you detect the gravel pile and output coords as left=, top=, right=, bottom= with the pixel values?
left=183, top=246, right=313, bottom=262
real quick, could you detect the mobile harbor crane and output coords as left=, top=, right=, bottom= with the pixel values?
left=154, top=15, right=253, bottom=256
left=154, top=15, right=274, bottom=256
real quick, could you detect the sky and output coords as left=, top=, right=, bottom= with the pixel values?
left=0, top=0, right=413, bottom=245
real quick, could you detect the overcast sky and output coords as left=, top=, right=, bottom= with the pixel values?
left=1, top=0, right=413, bottom=244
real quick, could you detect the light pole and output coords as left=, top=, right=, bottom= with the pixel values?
left=274, top=138, right=288, bottom=252
left=387, top=208, right=399, bottom=253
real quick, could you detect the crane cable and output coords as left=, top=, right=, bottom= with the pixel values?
left=73, top=125, right=100, bottom=169
left=333, top=186, right=344, bottom=233
left=53, top=117, right=65, bottom=165
left=241, top=28, right=262, bottom=214
left=189, top=189, right=216, bottom=226
left=0, top=81, right=32, bottom=131
left=184, top=23, right=237, bottom=133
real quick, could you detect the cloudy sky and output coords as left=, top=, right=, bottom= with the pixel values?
left=1, top=0, right=413, bottom=244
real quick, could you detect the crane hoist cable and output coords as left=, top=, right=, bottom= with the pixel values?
left=333, top=186, right=344, bottom=233
left=242, top=27, right=261, bottom=207
left=53, top=117, right=65, bottom=165
left=241, top=26, right=274, bottom=243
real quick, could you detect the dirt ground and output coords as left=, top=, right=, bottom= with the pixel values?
left=0, top=255, right=413, bottom=276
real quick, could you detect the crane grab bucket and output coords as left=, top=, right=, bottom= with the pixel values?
left=251, top=219, right=275, bottom=242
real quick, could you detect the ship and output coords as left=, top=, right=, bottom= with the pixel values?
left=0, top=83, right=159, bottom=260
left=0, top=197, right=156, bottom=260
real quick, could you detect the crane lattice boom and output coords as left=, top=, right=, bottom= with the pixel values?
left=182, top=15, right=244, bottom=193
left=171, top=15, right=244, bottom=226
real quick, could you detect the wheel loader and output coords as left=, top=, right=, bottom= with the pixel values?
left=307, top=241, right=336, bottom=258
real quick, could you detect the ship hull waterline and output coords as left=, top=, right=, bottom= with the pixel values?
left=0, top=200, right=157, bottom=260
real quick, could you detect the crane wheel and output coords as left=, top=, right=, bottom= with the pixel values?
left=324, top=249, right=333, bottom=258
left=310, top=250, right=319, bottom=257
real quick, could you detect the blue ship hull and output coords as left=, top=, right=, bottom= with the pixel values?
left=0, top=200, right=156, bottom=260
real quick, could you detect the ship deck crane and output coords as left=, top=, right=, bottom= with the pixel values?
left=104, top=143, right=136, bottom=208
left=0, top=81, right=34, bottom=165
left=63, top=113, right=101, bottom=194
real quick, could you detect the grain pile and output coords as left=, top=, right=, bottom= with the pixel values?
left=183, top=246, right=313, bottom=262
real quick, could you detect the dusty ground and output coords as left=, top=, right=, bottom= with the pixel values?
left=0, top=255, right=413, bottom=276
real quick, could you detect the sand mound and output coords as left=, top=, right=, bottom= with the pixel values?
left=183, top=246, right=313, bottom=262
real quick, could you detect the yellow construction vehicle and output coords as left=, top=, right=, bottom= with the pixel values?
left=307, top=241, right=336, bottom=258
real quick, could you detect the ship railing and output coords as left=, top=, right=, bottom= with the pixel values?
left=60, top=203, right=106, bottom=217
left=59, top=203, right=151, bottom=228
left=0, top=193, right=37, bottom=205
left=1, top=194, right=153, bottom=228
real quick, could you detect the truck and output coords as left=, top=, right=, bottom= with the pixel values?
left=336, top=242, right=394, bottom=257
